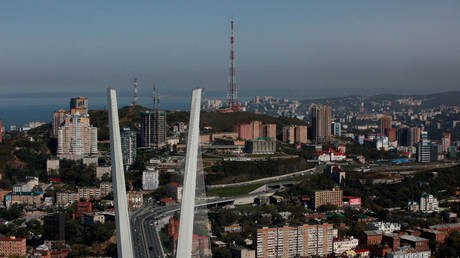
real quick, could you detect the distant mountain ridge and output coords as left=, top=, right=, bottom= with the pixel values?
left=301, top=90, right=460, bottom=107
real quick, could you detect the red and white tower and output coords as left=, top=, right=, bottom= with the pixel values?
left=226, top=19, right=238, bottom=110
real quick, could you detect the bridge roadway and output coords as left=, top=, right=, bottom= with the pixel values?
left=207, top=167, right=316, bottom=189
left=131, top=189, right=282, bottom=258
left=131, top=197, right=236, bottom=258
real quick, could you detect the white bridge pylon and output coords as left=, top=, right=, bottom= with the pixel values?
left=177, top=88, right=202, bottom=258
left=107, top=88, right=134, bottom=258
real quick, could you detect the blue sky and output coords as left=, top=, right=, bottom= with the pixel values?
left=1, top=1, right=460, bottom=94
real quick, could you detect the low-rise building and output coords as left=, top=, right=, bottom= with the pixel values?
left=6, top=192, right=42, bottom=208
left=230, top=246, right=255, bottom=258
left=360, top=230, right=383, bottom=246
left=367, top=222, right=401, bottom=233
left=245, top=139, right=276, bottom=154
left=312, top=188, right=343, bottom=209
left=225, top=224, right=242, bottom=233
left=12, top=177, right=39, bottom=192
left=127, top=191, right=143, bottom=211
left=386, top=246, right=430, bottom=258
left=46, top=159, right=60, bottom=174
left=382, top=233, right=400, bottom=251
left=407, top=201, right=420, bottom=212
left=82, top=213, right=105, bottom=225
left=399, top=235, right=429, bottom=252
left=333, top=237, right=359, bottom=254
left=429, top=223, right=460, bottom=233
left=160, top=197, right=175, bottom=206
left=0, top=237, right=26, bottom=257
left=78, top=182, right=112, bottom=201
left=96, top=166, right=111, bottom=180
left=56, top=191, right=79, bottom=207
left=73, top=201, right=92, bottom=219
left=167, top=182, right=183, bottom=203
left=420, top=228, right=448, bottom=244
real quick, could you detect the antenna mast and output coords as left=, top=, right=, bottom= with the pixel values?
left=132, top=78, right=138, bottom=106
left=152, top=83, right=157, bottom=110
left=226, top=19, right=238, bottom=110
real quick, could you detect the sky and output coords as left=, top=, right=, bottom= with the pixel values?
left=1, top=1, right=460, bottom=95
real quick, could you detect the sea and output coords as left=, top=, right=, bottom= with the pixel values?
left=0, top=93, right=190, bottom=128
left=0, top=87, right=437, bottom=128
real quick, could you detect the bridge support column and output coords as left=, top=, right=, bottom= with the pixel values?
left=108, top=88, right=134, bottom=258
left=177, top=88, right=202, bottom=258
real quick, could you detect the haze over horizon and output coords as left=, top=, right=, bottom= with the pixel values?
left=1, top=1, right=460, bottom=95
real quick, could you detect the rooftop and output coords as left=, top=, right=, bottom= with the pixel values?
left=429, top=223, right=460, bottom=230
left=400, top=235, right=428, bottom=242
left=0, top=236, right=26, bottom=242
left=364, top=230, right=382, bottom=236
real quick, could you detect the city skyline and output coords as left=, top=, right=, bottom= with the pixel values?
left=1, top=2, right=460, bottom=257
left=1, top=1, right=460, bottom=95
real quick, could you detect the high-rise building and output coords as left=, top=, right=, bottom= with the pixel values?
left=419, top=194, right=438, bottom=213
left=142, top=169, right=159, bottom=191
left=0, top=237, right=26, bottom=257
left=140, top=111, right=167, bottom=148
left=235, top=122, right=253, bottom=140
left=70, top=97, right=88, bottom=115
left=282, top=125, right=308, bottom=144
left=120, top=128, right=137, bottom=167
left=398, top=127, right=420, bottom=146
left=294, top=125, right=308, bottom=143
left=380, top=115, right=392, bottom=134
left=282, top=126, right=295, bottom=144
left=57, top=113, right=98, bottom=158
left=331, top=122, right=341, bottom=137
left=442, top=133, right=451, bottom=153
left=234, top=121, right=267, bottom=141
left=43, top=213, right=65, bottom=241
left=385, top=128, right=396, bottom=142
left=252, top=121, right=262, bottom=139
left=257, top=223, right=333, bottom=257
left=261, top=124, right=276, bottom=140
left=52, top=109, right=67, bottom=138
left=411, top=127, right=421, bottom=145
left=312, top=188, right=343, bottom=209
left=311, top=104, right=331, bottom=143
left=417, top=131, right=433, bottom=163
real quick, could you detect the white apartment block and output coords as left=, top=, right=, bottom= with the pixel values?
left=367, top=222, right=401, bottom=233
left=333, top=237, right=359, bottom=255
left=142, top=170, right=159, bottom=191
left=420, top=194, right=438, bottom=213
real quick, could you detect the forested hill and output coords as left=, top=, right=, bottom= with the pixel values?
left=89, top=106, right=307, bottom=141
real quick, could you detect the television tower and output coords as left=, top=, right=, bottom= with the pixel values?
left=226, top=19, right=238, bottom=110
left=132, top=78, right=138, bottom=106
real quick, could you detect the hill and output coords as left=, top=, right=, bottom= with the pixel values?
left=300, top=91, right=460, bottom=109
left=90, top=107, right=307, bottom=141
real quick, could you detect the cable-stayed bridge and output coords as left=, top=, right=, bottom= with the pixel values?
left=108, top=88, right=207, bottom=258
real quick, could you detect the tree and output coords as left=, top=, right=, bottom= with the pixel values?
left=211, top=247, right=232, bottom=258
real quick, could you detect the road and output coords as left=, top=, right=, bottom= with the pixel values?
left=207, top=167, right=316, bottom=189
left=131, top=194, right=274, bottom=258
